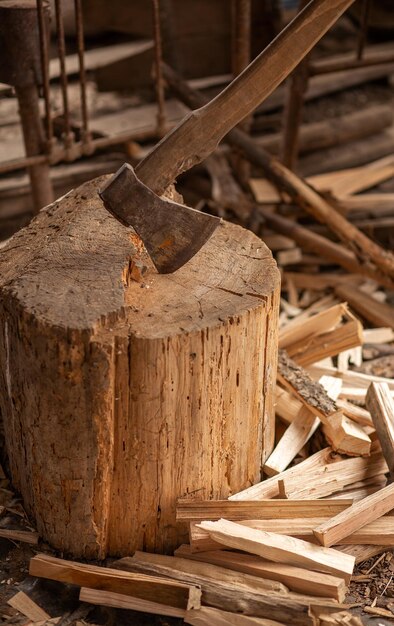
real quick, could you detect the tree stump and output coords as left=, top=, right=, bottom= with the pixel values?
left=0, top=176, right=280, bottom=558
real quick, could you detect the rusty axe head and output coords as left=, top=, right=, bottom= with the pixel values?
left=99, top=164, right=221, bottom=274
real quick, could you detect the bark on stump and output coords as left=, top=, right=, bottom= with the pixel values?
left=0, top=175, right=280, bottom=558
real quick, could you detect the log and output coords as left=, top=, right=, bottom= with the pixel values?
left=366, top=382, right=394, bottom=479
left=174, top=545, right=347, bottom=601
left=198, top=519, right=355, bottom=581
left=0, top=176, right=280, bottom=558
left=29, top=554, right=201, bottom=610
left=313, top=483, right=394, bottom=547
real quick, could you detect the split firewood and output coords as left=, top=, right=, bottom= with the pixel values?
left=326, top=474, right=388, bottom=502
left=184, top=606, right=286, bottom=626
left=335, top=284, right=394, bottom=328
left=313, top=482, right=394, bottom=547
left=29, top=554, right=200, bottom=611
left=335, top=400, right=373, bottom=428
left=7, top=591, right=51, bottom=622
left=176, top=499, right=353, bottom=523
left=79, top=587, right=187, bottom=618
left=277, top=351, right=370, bottom=456
left=113, top=552, right=337, bottom=626
left=363, top=328, right=394, bottom=344
left=338, top=544, right=388, bottom=564
left=190, top=516, right=394, bottom=550
left=197, top=519, right=355, bottom=581
left=174, top=545, right=346, bottom=601
left=307, top=365, right=394, bottom=402
left=366, top=382, right=394, bottom=479
left=162, top=64, right=394, bottom=283
left=317, top=611, right=364, bottom=626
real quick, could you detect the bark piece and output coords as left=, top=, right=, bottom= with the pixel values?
left=0, top=176, right=280, bottom=558
left=313, top=483, right=394, bottom=547
left=198, top=519, right=355, bottom=581
left=174, top=545, right=346, bottom=601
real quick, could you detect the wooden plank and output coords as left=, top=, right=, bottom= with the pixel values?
left=313, top=482, right=394, bottom=547
left=190, top=516, right=394, bottom=549
left=79, top=587, right=187, bottom=618
left=113, top=552, right=334, bottom=626
left=198, top=519, right=355, bottom=581
left=0, top=528, right=39, bottom=544
left=8, top=591, right=50, bottom=622
left=366, top=382, right=394, bottom=479
left=29, top=554, right=199, bottom=610
left=174, top=545, right=346, bottom=602
left=184, top=606, right=286, bottom=626
left=176, top=499, right=353, bottom=522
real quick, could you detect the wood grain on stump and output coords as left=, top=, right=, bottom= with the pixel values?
left=0, top=175, right=280, bottom=558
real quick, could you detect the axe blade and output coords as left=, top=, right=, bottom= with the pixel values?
left=99, top=164, right=222, bottom=274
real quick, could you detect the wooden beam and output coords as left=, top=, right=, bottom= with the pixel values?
left=29, top=554, right=199, bottom=610
left=313, top=483, right=394, bottom=547
left=198, top=519, right=355, bottom=581
left=174, top=545, right=347, bottom=601
left=176, top=499, right=353, bottom=522
left=366, top=382, right=394, bottom=479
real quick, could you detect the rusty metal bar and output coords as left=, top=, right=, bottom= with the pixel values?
left=280, top=0, right=310, bottom=170
left=356, top=0, right=371, bottom=61
left=74, top=0, right=92, bottom=153
left=54, top=0, right=74, bottom=157
left=36, top=0, right=54, bottom=149
left=152, top=0, right=167, bottom=137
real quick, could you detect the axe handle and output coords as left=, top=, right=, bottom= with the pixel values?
left=136, top=0, right=355, bottom=196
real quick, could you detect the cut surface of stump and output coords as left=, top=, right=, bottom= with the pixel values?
left=0, top=175, right=280, bottom=558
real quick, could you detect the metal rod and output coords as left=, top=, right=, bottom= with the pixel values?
left=36, top=0, right=53, bottom=147
left=54, top=0, right=74, bottom=154
left=74, top=0, right=92, bottom=152
left=152, top=0, right=166, bottom=137
left=280, top=0, right=310, bottom=170
left=356, top=0, right=371, bottom=61
left=15, top=84, right=54, bottom=211
left=231, top=0, right=252, bottom=183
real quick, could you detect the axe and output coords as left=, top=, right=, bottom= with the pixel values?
left=100, top=0, right=355, bottom=273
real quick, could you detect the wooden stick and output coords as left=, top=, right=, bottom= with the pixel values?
left=79, top=587, right=186, bottom=618
left=175, top=545, right=347, bottom=601
left=8, top=591, right=51, bottom=622
left=335, top=284, right=394, bottom=328
left=185, top=606, right=286, bottom=626
left=162, top=63, right=394, bottom=283
left=198, top=519, right=355, bottom=581
left=113, top=551, right=334, bottom=626
left=0, top=528, right=39, bottom=544
left=176, top=499, right=353, bottom=522
left=29, top=553, right=200, bottom=610
left=366, top=382, right=394, bottom=479
left=190, top=516, right=394, bottom=549
left=313, top=483, right=394, bottom=547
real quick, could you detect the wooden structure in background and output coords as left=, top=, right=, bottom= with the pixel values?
left=0, top=174, right=280, bottom=558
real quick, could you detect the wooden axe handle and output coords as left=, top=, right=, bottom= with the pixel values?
left=136, top=0, right=355, bottom=196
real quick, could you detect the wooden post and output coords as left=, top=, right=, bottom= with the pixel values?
left=0, top=175, right=280, bottom=558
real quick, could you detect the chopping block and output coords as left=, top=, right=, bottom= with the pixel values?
left=0, top=176, right=280, bottom=558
